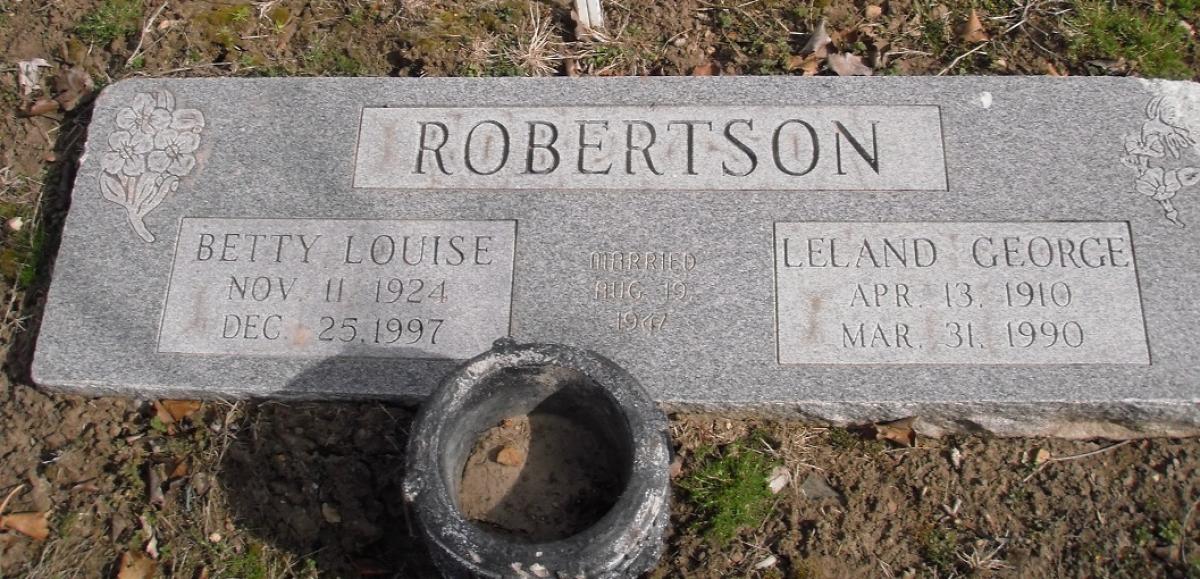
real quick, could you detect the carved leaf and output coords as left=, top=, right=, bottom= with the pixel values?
left=170, top=109, right=205, bottom=132
left=100, top=173, right=126, bottom=204
left=142, top=176, right=179, bottom=217
left=132, top=175, right=160, bottom=214
left=154, top=90, right=175, bottom=111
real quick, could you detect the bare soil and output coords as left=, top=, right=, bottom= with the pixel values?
left=458, top=414, right=623, bottom=541
left=0, top=0, right=1198, bottom=577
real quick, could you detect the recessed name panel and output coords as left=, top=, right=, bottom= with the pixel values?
left=774, top=222, right=1150, bottom=365
left=158, top=218, right=516, bottom=358
left=353, top=106, right=946, bottom=190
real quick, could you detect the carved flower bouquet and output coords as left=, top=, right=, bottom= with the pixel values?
left=100, top=90, right=205, bottom=242
left=1122, top=96, right=1199, bottom=228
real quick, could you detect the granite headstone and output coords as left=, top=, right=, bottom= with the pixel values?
left=32, top=77, right=1200, bottom=436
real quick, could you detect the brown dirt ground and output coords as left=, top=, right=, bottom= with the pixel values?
left=458, top=414, right=624, bottom=542
left=0, top=0, right=1198, bottom=577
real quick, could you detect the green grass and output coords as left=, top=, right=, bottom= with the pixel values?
left=1068, top=1, right=1196, bottom=79
left=678, top=432, right=780, bottom=544
left=920, top=527, right=959, bottom=572
left=76, top=0, right=143, bottom=44
left=302, top=45, right=364, bottom=76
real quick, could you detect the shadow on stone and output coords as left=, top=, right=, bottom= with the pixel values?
left=218, top=356, right=438, bottom=576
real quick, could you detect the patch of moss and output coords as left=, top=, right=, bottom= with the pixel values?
left=76, top=0, right=143, bottom=44
left=1068, top=2, right=1195, bottom=79
left=678, top=431, right=780, bottom=544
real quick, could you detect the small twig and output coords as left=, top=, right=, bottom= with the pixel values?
left=0, top=484, right=25, bottom=518
left=127, top=2, right=170, bottom=68
left=1022, top=440, right=1132, bottom=482
left=1047, top=440, right=1133, bottom=463
left=938, top=42, right=989, bottom=76
left=1181, top=498, right=1198, bottom=563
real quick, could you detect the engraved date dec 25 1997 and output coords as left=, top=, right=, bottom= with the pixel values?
left=157, top=218, right=517, bottom=358
left=774, top=222, right=1150, bottom=365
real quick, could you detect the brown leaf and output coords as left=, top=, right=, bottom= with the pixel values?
left=321, top=503, right=342, bottom=524
left=801, top=18, right=831, bottom=56
left=827, top=53, right=874, bottom=76
left=787, top=54, right=823, bottom=76
left=168, top=459, right=189, bottom=480
left=496, top=446, right=524, bottom=466
left=865, top=5, right=883, bottom=19
left=669, top=454, right=685, bottom=479
left=960, top=8, right=989, bottom=43
left=690, top=62, right=719, bottom=76
left=54, top=67, right=94, bottom=111
left=157, top=400, right=201, bottom=423
left=116, top=551, right=156, bottom=579
left=27, top=98, right=60, bottom=116
left=0, top=512, right=50, bottom=541
left=1042, top=60, right=1065, bottom=77
left=1032, top=447, right=1052, bottom=465
left=874, top=416, right=917, bottom=447
left=147, top=464, right=165, bottom=507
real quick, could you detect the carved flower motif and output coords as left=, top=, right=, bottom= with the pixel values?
left=101, top=131, right=153, bottom=177
left=1135, top=167, right=1200, bottom=201
left=115, top=93, right=171, bottom=135
left=1124, top=134, right=1163, bottom=159
left=148, top=129, right=200, bottom=176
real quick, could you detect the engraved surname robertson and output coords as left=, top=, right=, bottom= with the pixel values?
left=354, top=106, right=946, bottom=191
left=774, top=222, right=1149, bottom=365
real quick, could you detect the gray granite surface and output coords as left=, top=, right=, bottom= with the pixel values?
left=32, top=76, right=1200, bottom=437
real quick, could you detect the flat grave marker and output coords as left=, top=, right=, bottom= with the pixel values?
left=32, top=77, right=1200, bottom=435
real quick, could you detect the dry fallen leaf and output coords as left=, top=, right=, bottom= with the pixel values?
left=1042, top=61, right=1065, bottom=77
left=168, top=459, right=189, bottom=480
left=54, top=67, right=94, bottom=111
left=787, top=54, right=823, bottom=76
left=827, top=53, right=874, bottom=76
left=5, top=217, right=24, bottom=232
left=156, top=400, right=202, bottom=423
left=116, top=551, right=156, bottom=579
left=865, top=5, right=883, bottom=19
left=27, top=98, right=59, bottom=116
left=767, top=466, right=791, bottom=494
left=17, top=58, right=51, bottom=96
left=960, top=8, right=989, bottom=43
left=669, top=454, right=685, bottom=479
left=874, top=416, right=917, bottom=447
left=801, top=18, right=832, bottom=56
left=753, top=555, right=778, bottom=570
left=496, top=446, right=524, bottom=466
left=147, top=464, right=165, bottom=507
left=321, top=503, right=343, bottom=524
left=0, top=512, right=50, bottom=541
left=1033, top=447, right=1052, bottom=465
left=691, top=62, right=719, bottom=76
left=798, top=473, right=841, bottom=500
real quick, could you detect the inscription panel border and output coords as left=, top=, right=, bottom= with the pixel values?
left=351, top=104, right=950, bottom=192
left=155, top=216, right=519, bottom=359
left=772, top=220, right=1152, bottom=367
